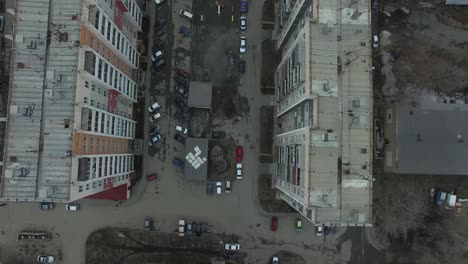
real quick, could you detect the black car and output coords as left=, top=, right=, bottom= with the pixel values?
left=175, top=97, right=189, bottom=112
left=207, top=182, right=214, bottom=195
left=239, top=60, right=246, bottom=74
left=212, top=131, right=226, bottom=139
left=174, top=110, right=188, bottom=124
left=149, top=125, right=160, bottom=135
left=39, top=202, right=54, bottom=210
left=175, top=75, right=189, bottom=87
left=151, top=84, right=163, bottom=95
left=174, top=134, right=186, bottom=144
left=172, top=157, right=185, bottom=169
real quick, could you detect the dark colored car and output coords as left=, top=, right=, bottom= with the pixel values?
left=172, top=157, right=185, bottom=169
left=149, top=125, right=160, bottom=135
left=147, top=174, right=158, bottom=181
left=176, top=75, right=189, bottom=87
left=236, top=146, right=243, bottom=162
left=152, top=59, right=165, bottom=70
left=175, top=97, right=189, bottom=112
left=39, top=202, right=54, bottom=210
left=174, top=134, right=186, bottom=144
left=174, top=109, right=188, bottom=124
left=239, top=59, right=246, bottom=74
left=151, top=84, right=163, bottom=95
left=212, top=131, right=226, bottom=139
left=186, top=221, right=193, bottom=236
left=271, top=216, right=278, bottom=231
left=207, top=182, right=214, bottom=195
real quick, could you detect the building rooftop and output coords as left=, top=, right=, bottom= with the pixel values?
left=1, top=0, right=81, bottom=202
left=188, top=82, right=212, bottom=108
left=397, top=102, right=468, bottom=175
left=184, top=138, right=209, bottom=181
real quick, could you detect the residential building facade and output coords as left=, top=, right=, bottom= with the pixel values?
left=273, top=0, right=374, bottom=226
left=0, top=0, right=143, bottom=202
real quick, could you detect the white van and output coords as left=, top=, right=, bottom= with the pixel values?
left=179, top=10, right=193, bottom=21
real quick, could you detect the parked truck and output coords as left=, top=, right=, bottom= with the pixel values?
left=240, top=0, right=248, bottom=13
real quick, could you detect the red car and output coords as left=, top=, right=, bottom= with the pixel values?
left=236, top=146, right=243, bottom=162
left=147, top=174, right=158, bottom=181
left=271, top=216, right=278, bottom=231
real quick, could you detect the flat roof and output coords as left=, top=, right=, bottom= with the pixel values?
left=184, top=138, right=209, bottom=181
left=1, top=0, right=80, bottom=201
left=188, top=81, right=212, bottom=108
left=397, top=102, right=468, bottom=175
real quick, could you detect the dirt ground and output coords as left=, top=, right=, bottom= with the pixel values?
left=191, top=0, right=242, bottom=119
left=207, top=139, right=236, bottom=181
left=258, top=174, right=295, bottom=213
left=379, top=0, right=468, bottom=102
left=85, top=228, right=224, bottom=264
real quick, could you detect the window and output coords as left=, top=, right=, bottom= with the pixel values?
left=86, top=184, right=90, bottom=190
left=79, top=186, right=83, bottom=192
left=84, top=97, right=88, bottom=103
left=100, top=16, right=105, bottom=35
left=91, top=84, right=95, bottom=91
left=90, top=100, right=94, bottom=106
left=103, top=90, right=107, bottom=96
left=85, top=81, right=89, bottom=88
left=98, top=88, right=101, bottom=94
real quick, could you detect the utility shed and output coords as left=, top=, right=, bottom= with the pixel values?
left=188, top=82, right=212, bottom=108
left=184, top=138, right=209, bottom=181
left=396, top=102, right=468, bottom=175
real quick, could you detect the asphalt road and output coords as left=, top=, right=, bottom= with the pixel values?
left=0, top=0, right=355, bottom=264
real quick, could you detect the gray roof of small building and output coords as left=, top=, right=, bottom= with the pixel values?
left=188, top=82, right=212, bottom=108
left=184, top=138, right=209, bottom=181
left=397, top=102, right=468, bottom=175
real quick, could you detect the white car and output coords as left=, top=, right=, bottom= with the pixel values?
left=316, top=225, right=323, bottom=236
left=240, top=16, right=246, bottom=31
left=372, top=35, right=379, bottom=48
left=216, top=181, right=222, bottom=194
left=65, top=204, right=80, bottom=211
left=272, top=256, right=279, bottom=264
left=175, top=125, right=188, bottom=134
left=151, top=50, right=163, bottom=61
left=236, top=163, right=243, bottom=180
left=154, top=0, right=165, bottom=5
left=240, top=36, right=246, bottom=53
left=148, top=134, right=162, bottom=147
left=178, top=219, right=185, bottom=236
left=148, top=102, right=161, bottom=112
left=225, top=243, right=240, bottom=251
left=149, top=113, right=161, bottom=122
left=37, top=255, right=55, bottom=263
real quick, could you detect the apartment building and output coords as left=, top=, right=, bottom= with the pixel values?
left=273, top=0, right=373, bottom=226
left=0, top=0, right=143, bottom=202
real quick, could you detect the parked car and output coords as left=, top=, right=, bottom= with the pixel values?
left=212, top=131, right=226, bottom=139
left=316, top=225, right=323, bottom=236
left=156, top=28, right=167, bottom=37
left=207, top=182, right=214, bottom=195
left=186, top=221, right=193, bottom=236
left=240, top=16, right=246, bottom=31
left=144, top=217, right=153, bottom=231
left=176, top=125, right=188, bottom=135
left=175, top=110, right=188, bottom=123
left=240, top=0, right=248, bottom=13
left=372, top=0, right=380, bottom=10
left=225, top=180, right=231, bottom=193
left=178, top=219, right=185, bottom=236
left=177, top=68, right=189, bottom=78
left=176, top=75, right=189, bottom=87
left=236, top=146, right=243, bottom=162
left=151, top=50, right=163, bottom=61
left=148, top=134, right=162, bottom=147
left=148, top=102, right=161, bottom=112
left=193, top=221, right=202, bottom=236
left=174, top=134, right=186, bottom=144
left=39, top=202, right=54, bottom=210
left=216, top=181, right=222, bottom=194
left=156, top=18, right=167, bottom=27
left=155, top=0, right=166, bottom=6
left=225, top=243, right=240, bottom=251
left=172, top=157, right=185, bottom=169
left=239, top=59, right=246, bottom=74
left=176, top=86, right=188, bottom=98
left=151, top=84, right=163, bottom=95
left=179, top=9, right=193, bottom=21
left=240, top=36, right=246, bottom=53
left=271, top=216, right=278, bottom=231
left=152, top=59, right=165, bottom=70
left=149, top=125, right=161, bottom=135
left=236, top=163, right=243, bottom=180
left=272, top=256, right=279, bottom=264
left=175, top=97, right=189, bottom=112
left=372, top=34, right=379, bottom=48
left=149, top=113, right=161, bottom=122
left=65, top=204, right=80, bottom=211
left=147, top=174, right=158, bottom=181
left=296, top=218, right=302, bottom=231
left=37, top=255, right=55, bottom=263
